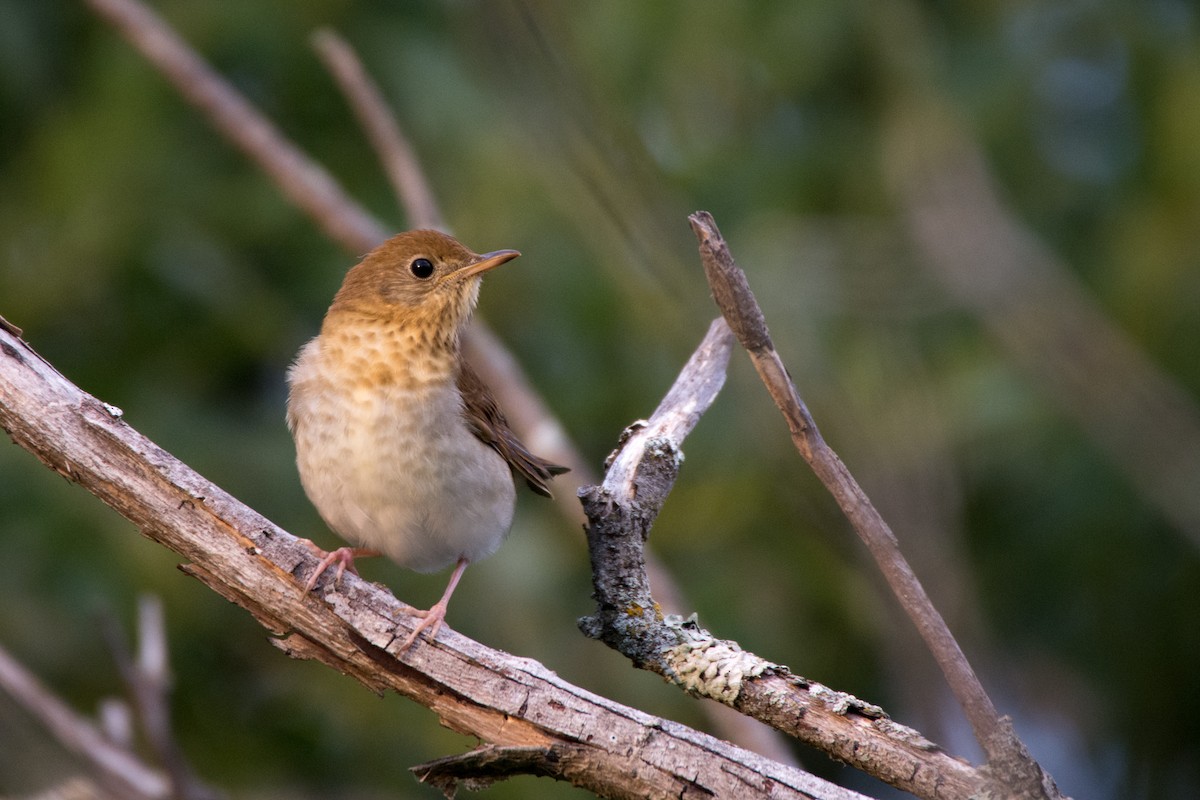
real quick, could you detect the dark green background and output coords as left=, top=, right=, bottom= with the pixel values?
left=2, top=2, right=1198, bottom=798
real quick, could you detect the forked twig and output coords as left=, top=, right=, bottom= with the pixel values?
left=578, top=318, right=984, bottom=799
left=689, top=210, right=1062, bottom=799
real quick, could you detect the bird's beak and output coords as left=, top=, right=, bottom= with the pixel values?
left=459, top=249, right=521, bottom=279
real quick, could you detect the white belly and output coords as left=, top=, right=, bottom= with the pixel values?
left=288, top=340, right=516, bottom=573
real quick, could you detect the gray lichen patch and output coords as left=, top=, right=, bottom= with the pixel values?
left=808, top=681, right=887, bottom=718
left=643, top=435, right=684, bottom=467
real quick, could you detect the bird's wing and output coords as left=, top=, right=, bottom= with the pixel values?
left=457, top=361, right=569, bottom=498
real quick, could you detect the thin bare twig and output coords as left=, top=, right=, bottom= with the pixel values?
left=311, top=28, right=446, bottom=232
left=689, top=211, right=1063, bottom=799
left=581, top=318, right=737, bottom=655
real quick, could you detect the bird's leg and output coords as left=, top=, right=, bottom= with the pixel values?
left=399, top=557, right=469, bottom=651
left=301, top=542, right=381, bottom=593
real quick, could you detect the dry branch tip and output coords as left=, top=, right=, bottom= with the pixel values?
left=689, top=211, right=773, bottom=352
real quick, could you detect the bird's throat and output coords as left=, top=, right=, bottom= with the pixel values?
left=317, top=313, right=461, bottom=392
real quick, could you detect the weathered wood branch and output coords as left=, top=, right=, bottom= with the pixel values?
left=578, top=319, right=983, bottom=799
left=0, top=322, right=864, bottom=800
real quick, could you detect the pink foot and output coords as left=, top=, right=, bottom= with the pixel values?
left=301, top=543, right=379, bottom=593
left=397, top=557, right=469, bottom=652
left=399, top=601, right=450, bottom=651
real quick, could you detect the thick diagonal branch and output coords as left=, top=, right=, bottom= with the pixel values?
left=0, top=323, right=866, bottom=800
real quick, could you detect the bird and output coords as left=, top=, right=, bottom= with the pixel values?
left=286, top=229, right=568, bottom=650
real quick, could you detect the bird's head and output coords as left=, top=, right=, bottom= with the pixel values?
left=327, top=229, right=519, bottom=340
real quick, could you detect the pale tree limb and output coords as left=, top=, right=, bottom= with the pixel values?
left=687, top=212, right=1064, bottom=800
left=0, top=323, right=865, bottom=800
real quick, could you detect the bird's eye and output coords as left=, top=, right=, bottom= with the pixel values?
left=410, top=258, right=435, bottom=279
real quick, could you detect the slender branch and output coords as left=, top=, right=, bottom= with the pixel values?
left=310, top=28, right=446, bottom=232
left=688, top=211, right=1063, bottom=799
left=1, top=313, right=22, bottom=337
left=81, top=0, right=386, bottom=255
left=0, top=324, right=866, bottom=800
left=581, top=318, right=737, bottom=658
left=579, top=318, right=985, bottom=800
left=897, top=134, right=1200, bottom=551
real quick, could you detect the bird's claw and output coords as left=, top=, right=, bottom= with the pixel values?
left=397, top=602, right=450, bottom=652
left=301, top=544, right=374, bottom=593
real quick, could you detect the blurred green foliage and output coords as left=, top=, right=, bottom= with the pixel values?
left=2, top=1, right=1198, bottom=798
